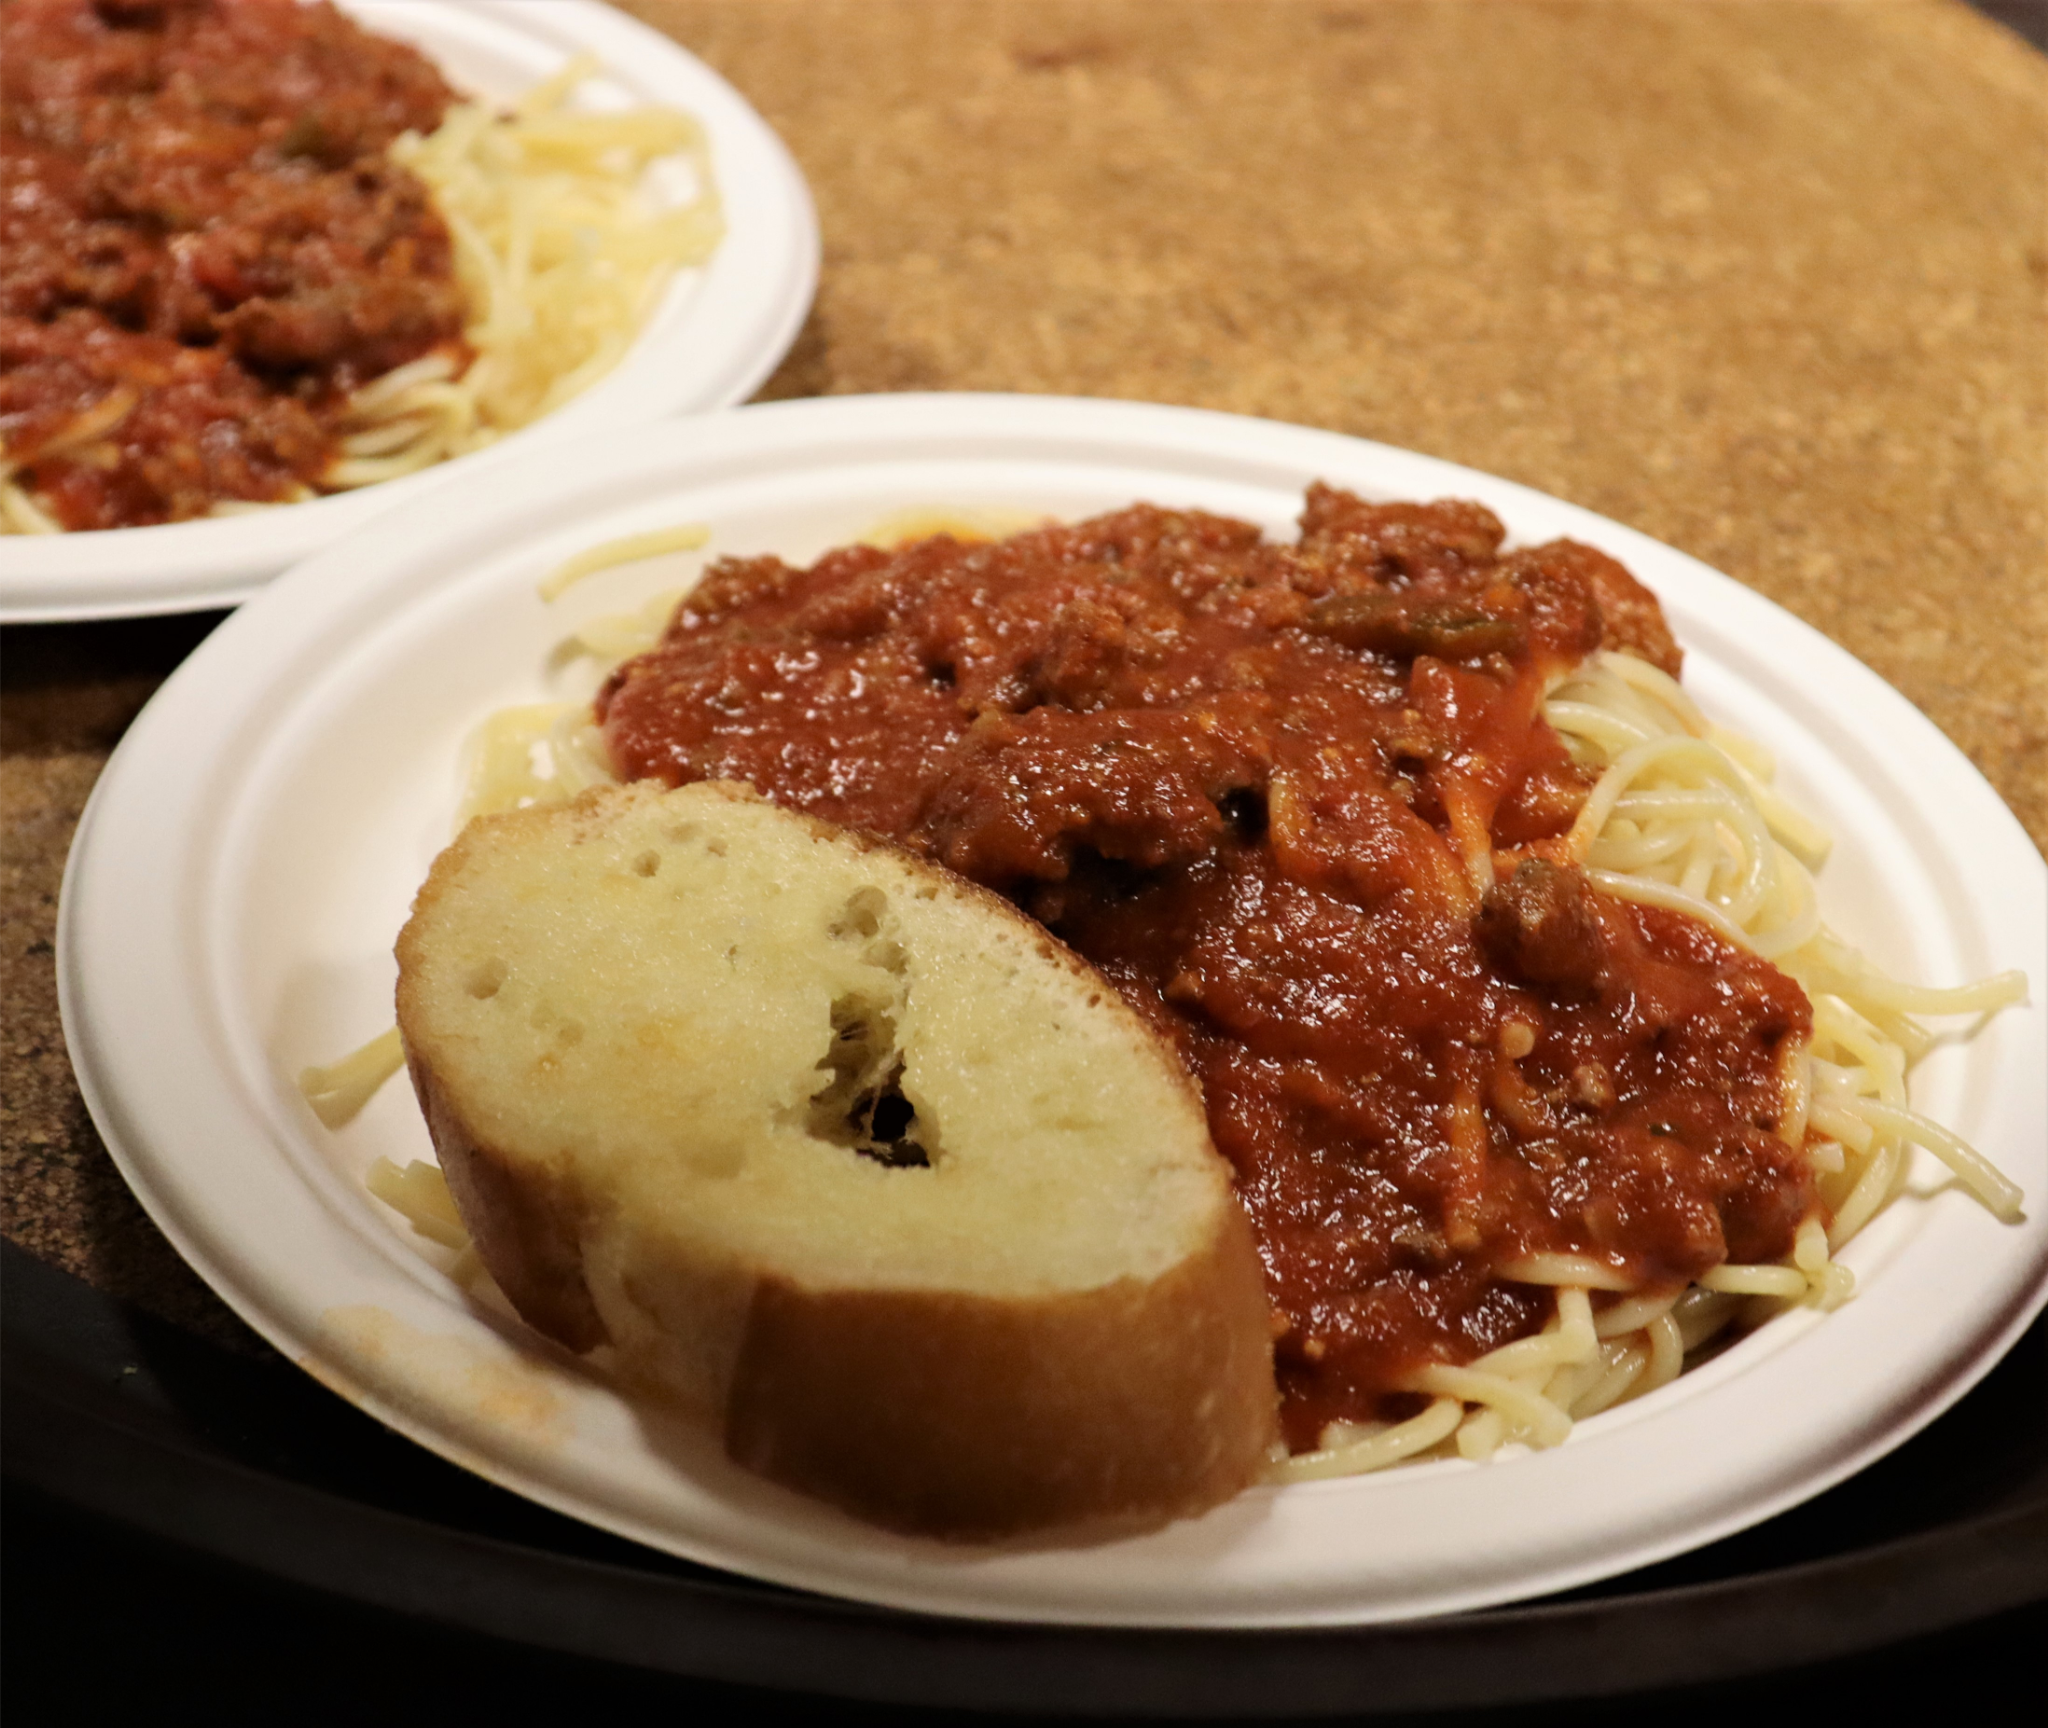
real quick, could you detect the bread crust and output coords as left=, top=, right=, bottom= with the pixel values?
left=409, top=1059, right=608, bottom=1353
left=725, top=1205, right=1277, bottom=1537
left=396, top=781, right=1280, bottom=1537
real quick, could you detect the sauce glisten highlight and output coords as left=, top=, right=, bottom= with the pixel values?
left=598, top=487, right=1813, bottom=1449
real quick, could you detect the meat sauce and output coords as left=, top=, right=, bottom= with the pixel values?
left=599, top=488, right=1814, bottom=1446
left=0, top=0, right=461, bottom=527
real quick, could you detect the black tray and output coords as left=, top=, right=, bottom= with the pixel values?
left=6, top=1241, right=2044, bottom=1717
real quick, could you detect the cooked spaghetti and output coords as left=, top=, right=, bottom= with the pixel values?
left=0, top=0, right=719, bottom=532
left=331, top=55, right=722, bottom=491
left=329, top=493, right=2026, bottom=1479
left=1280, top=647, right=2024, bottom=1477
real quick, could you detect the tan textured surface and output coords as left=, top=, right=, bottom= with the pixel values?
left=2, top=615, right=264, bottom=1342
left=3, top=0, right=2044, bottom=1337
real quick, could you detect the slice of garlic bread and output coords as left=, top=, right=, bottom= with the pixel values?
left=395, top=780, right=1278, bottom=1538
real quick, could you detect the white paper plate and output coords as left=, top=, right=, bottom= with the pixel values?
left=0, top=0, right=817, bottom=624
left=59, top=395, right=2048, bottom=1628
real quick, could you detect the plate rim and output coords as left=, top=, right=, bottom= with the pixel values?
left=57, top=392, right=2048, bottom=1628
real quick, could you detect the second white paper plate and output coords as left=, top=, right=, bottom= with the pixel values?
left=0, top=0, right=818, bottom=622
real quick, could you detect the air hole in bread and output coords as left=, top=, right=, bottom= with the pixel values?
left=830, top=886, right=887, bottom=941
left=807, top=992, right=931, bottom=1168
left=523, top=999, right=586, bottom=1045
left=631, top=850, right=661, bottom=878
left=465, top=957, right=507, bottom=999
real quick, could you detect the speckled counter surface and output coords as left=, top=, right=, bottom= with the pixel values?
left=4, top=0, right=2044, bottom=1341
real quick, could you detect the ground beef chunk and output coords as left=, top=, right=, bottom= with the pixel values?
left=1476, top=858, right=1609, bottom=994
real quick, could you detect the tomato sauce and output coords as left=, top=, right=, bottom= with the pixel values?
left=598, top=489, right=1814, bottom=1445
left=0, top=0, right=461, bottom=528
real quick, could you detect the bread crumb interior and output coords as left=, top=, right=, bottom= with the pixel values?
left=402, top=784, right=1225, bottom=1300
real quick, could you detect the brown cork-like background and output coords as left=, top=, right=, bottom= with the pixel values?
left=3, top=0, right=2044, bottom=1345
